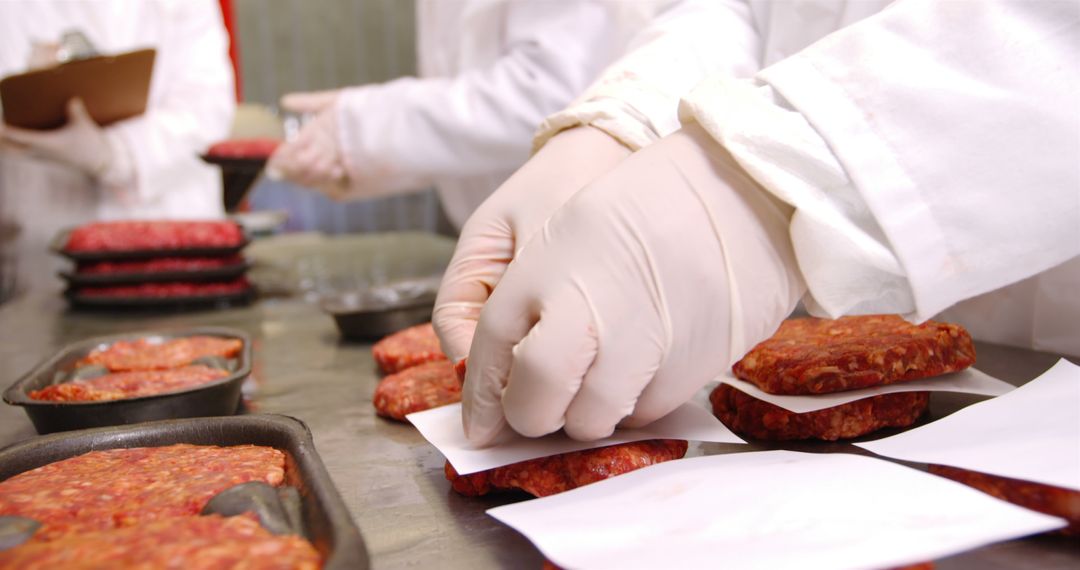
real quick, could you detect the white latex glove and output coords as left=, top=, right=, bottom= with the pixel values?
left=266, top=89, right=349, bottom=197
left=433, top=126, right=632, bottom=363
left=1, top=98, right=121, bottom=180
left=462, top=123, right=807, bottom=445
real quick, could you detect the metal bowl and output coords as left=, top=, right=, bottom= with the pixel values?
left=321, top=281, right=438, bottom=341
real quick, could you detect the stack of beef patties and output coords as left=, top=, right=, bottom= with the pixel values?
left=57, top=220, right=254, bottom=309
left=711, top=314, right=977, bottom=441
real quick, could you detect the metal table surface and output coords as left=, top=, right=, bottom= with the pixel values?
left=0, top=291, right=1077, bottom=569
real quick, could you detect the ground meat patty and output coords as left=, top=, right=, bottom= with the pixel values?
left=207, top=138, right=283, bottom=159
left=373, top=360, right=462, bottom=421
left=78, top=336, right=243, bottom=371
left=371, top=322, right=448, bottom=374
left=0, top=444, right=284, bottom=541
left=445, top=440, right=689, bottom=498
left=65, top=220, right=245, bottom=252
left=77, top=256, right=246, bottom=275
left=929, top=465, right=1079, bottom=536
left=733, top=315, right=976, bottom=395
left=76, top=278, right=251, bottom=299
left=709, top=384, right=929, bottom=441
left=0, top=514, right=320, bottom=570
left=29, top=365, right=229, bottom=402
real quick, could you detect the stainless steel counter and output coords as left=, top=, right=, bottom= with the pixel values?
left=0, top=288, right=1077, bottom=569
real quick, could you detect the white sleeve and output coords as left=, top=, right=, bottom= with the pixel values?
left=334, top=2, right=641, bottom=197
left=680, top=0, right=1080, bottom=321
left=103, top=0, right=235, bottom=208
left=533, top=0, right=759, bottom=152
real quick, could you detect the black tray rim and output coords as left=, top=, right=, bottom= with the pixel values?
left=64, top=286, right=256, bottom=309
left=0, top=414, right=369, bottom=570
left=3, top=326, right=253, bottom=408
left=199, top=153, right=269, bottom=173
left=58, top=260, right=251, bottom=286
left=51, top=225, right=251, bottom=262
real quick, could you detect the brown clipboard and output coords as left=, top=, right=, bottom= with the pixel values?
left=0, top=48, right=156, bottom=130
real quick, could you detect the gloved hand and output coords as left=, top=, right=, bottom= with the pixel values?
left=1, top=98, right=118, bottom=179
left=433, top=126, right=632, bottom=363
left=462, top=122, right=807, bottom=445
left=266, top=89, right=349, bottom=197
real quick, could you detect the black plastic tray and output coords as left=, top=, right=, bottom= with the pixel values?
left=322, top=295, right=435, bottom=341
left=59, top=261, right=250, bottom=286
left=64, top=286, right=256, bottom=311
left=0, top=415, right=369, bottom=569
left=3, top=327, right=252, bottom=434
left=51, top=227, right=250, bottom=262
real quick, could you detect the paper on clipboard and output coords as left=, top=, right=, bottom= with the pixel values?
left=718, top=367, right=1014, bottom=414
left=1, top=48, right=155, bottom=129
left=407, top=402, right=744, bottom=475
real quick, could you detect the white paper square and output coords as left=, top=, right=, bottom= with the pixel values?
left=488, top=451, right=1065, bottom=570
left=856, top=359, right=1080, bottom=491
left=406, top=402, right=744, bottom=475
left=718, top=367, right=1014, bottom=414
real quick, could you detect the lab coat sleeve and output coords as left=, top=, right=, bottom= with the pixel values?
left=103, top=0, right=235, bottom=212
left=680, top=0, right=1080, bottom=322
left=533, top=0, right=760, bottom=152
left=333, top=2, right=638, bottom=197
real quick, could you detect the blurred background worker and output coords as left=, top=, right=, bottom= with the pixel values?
left=267, top=0, right=675, bottom=230
left=0, top=0, right=235, bottom=292
left=434, top=0, right=1080, bottom=445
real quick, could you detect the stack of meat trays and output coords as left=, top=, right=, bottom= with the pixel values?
left=55, top=220, right=255, bottom=310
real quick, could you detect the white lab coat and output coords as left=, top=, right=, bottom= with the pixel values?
left=540, top=0, right=1080, bottom=356
left=333, top=0, right=675, bottom=229
left=0, top=0, right=234, bottom=291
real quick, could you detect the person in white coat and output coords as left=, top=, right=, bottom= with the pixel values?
left=434, top=0, right=1080, bottom=445
left=0, top=0, right=235, bottom=293
left=267, top=0, right=675, bottom=230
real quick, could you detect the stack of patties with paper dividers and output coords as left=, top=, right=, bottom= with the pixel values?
left=710, top=314, right=977, bottom=441
left=56, top=220, right=254, bottom=309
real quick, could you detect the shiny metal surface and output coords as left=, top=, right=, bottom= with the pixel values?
left=0, top=266, right=1077, bottom=568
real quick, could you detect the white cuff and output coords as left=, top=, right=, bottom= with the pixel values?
left=533, top=97, right=658, bottom=154
left=678, top=75, right=916, bottom=319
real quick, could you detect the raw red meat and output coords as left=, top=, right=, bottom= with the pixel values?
left=445, top=440, right=688, bottom=498
left=733, top=315, right=975, bottom=395
left=373, top=360, right=462, bottom=421
left=65, top=220, right=245, bottom=252
left=76, top=278, right=251, bottom=298
left=0, top=514, right=320, bottom=570
left=77, top=256, right=245, bottom=275
left=0, top=444, right=284, bottom=541
left=929, top=464, right=1079, bottom=536
left=78, top=336, right=243, bottom=371
left=371, top=322, right=447, bottom=374
left=207, top=138, right=282, bottom=159
left=709, top=384, right=929, bottom=441
left=29, top=365, right=229, bottom=402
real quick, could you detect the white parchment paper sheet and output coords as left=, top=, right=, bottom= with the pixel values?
left=407, top=402, right=744, bottom=475
left=718, top=367, right=1014, bottom=413
left=856, top=359, right=1080, bottom=490
left=488, top=451, right=1065, bottom=570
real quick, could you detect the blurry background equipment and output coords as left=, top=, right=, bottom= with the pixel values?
left=229, top=0, right=452, bottom=235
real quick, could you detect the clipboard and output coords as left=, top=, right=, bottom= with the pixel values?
left=0, top=48, right=155, bottom=130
